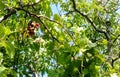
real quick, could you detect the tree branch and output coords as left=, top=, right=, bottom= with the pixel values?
left=36, top=15, right=62, bottom=26
left=71, top=0, right=106, bottom=34
left=17, top=8, right=78, bottom=44
left=71, top=0, right=113, bottom=54
left=0, top=5, right=61, bottom=44
left=64, top=10, right=75, bottom=16
left=39, top=19, right=62, bottom=44
left=0, top=9, right=16, bottom=23
left=0, top=0, right=42, bottom=23
left=113, top=34, right=120, bottom=43
left=111, top=52, right=120, bottom=68
left=17, top=8, right=62, bottom=44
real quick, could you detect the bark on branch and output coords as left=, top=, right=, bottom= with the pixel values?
left=113, top=34, right=120, bottom=43
left=0, top=3, right=61, bottom=44
left=16, top=8, right=62, bottom=44
left=0, top=9, right=16, bottom=23
left=0, top=0, right=41, bottom=23
left=71, top=0, right=106, bottom=34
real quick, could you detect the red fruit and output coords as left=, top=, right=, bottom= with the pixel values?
left=28, top=31, right=35, bottom=37
left=35, top=23, right=40, bottom=29
left=28, top=25, right=34, bottom=31
left=31, top=21, right=40, bottom=29
left=27, top=25, right=35, bottom=37
left=27, top=21, right=40, bottom=37
left=27, top=25, right=31, bottom=30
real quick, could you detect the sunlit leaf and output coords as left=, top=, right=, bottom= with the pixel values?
left=0, top=25, right=5, bottom=39
left=0, top=66, right=6, bottom=74
left=1, top=41, right=15, bottom=58
left=0, top=1, right=5, bottom=10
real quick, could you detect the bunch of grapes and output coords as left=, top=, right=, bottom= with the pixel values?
left=27, top=21, right=40, bottom=37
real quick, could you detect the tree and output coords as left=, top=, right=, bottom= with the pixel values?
left=0, top=0, right=120, bottom=77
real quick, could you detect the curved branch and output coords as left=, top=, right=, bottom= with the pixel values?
left=39, top=19, right=62, bottom=44
left=0, top=0, right=42, bottom=23
left=0, top=5, right=61, bottom=44
left=71, top=0, right=113, bottom=54
left=36, top=15, right=62, bottom=26
left=18, top=8, right=62, bottom=44
left=111, top=52, right=120, bottom=68
left=71, top=0, right=106, bottom=34
left=0, top=9, right=16, bottom=23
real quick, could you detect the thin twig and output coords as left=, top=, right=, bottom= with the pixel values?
left=0, top=0, right=42, bottom=23
left=113, top=34, right=120, bottom=43
left=22, top=9, right=62, bottom=44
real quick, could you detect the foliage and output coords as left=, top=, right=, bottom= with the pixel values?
left=0, top=0, right=120, bottom=77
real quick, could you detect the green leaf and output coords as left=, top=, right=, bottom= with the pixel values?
left=54, top=14, right=60, bottom=21
left=48, top=70, right=59, bottom=77
left=1, top=41, right=15, bottom=58
left=95, top=54, right=105, bottom=64
left=78, top=37, right=88, bottom=48
left=0, top=25, right=5, bottom=39
left=83, top=68, right=89, bottom=75
left=86, top=47, right=99, bottom=56
left=0, top=1, right=5, bottom=10
left=5, top=27, right=11, bottom=35
left=58, top=34, right=64, bottom=41
left=0, top=52, right=3, bottom=65
left=102, top=39, right=108, bottom=45
left=0, top=66, right=6, bottom=74
left=73, top=67, right=78, bottom=73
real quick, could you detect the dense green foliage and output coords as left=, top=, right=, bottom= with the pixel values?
left=0, top=0, right=120, bottom=77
